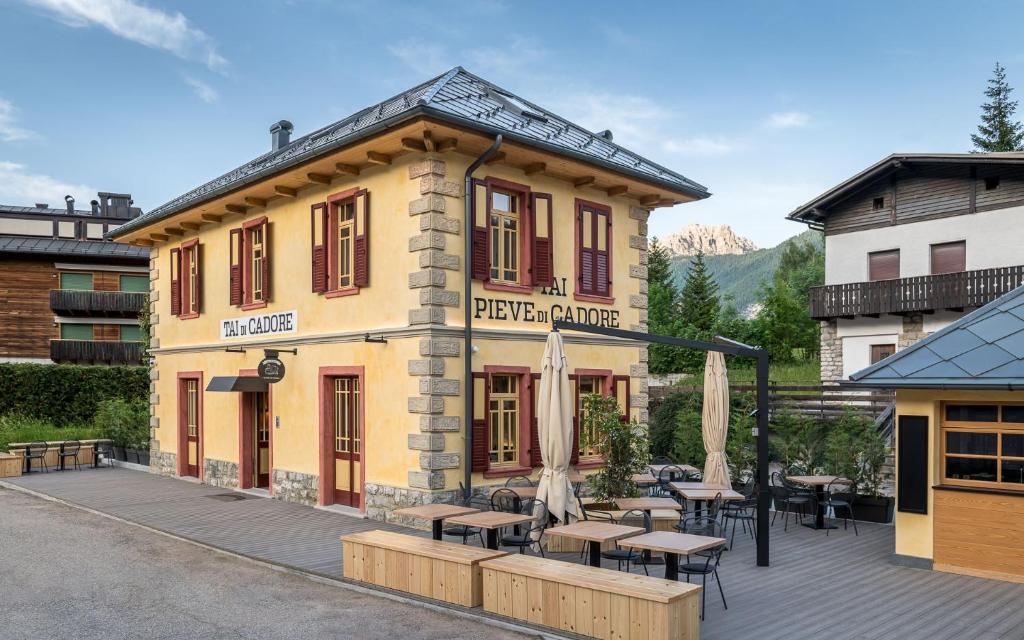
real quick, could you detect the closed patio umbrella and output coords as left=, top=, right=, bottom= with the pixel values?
left=532, top=331, right=578, bottom=541
left=702, top=351, right=732, bottom=488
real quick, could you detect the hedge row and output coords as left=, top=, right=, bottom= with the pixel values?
left=0, top=363, right=149, bottom=426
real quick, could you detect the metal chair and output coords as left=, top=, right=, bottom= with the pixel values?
left=656, top=464, right=686, bottom=497
left=721, top=483, right=757, bottom=548
left=94, top=441, right=115, bottom=469
left=499, top=498, right=548, bottom=556
left=771, top=471, right=813, bottom=531
left=58, top=440, right=82, bottom=471
left=675, top=520, right=728, bottom=620
left=443, top=495, right=489, bottom=547
left=25, top=442, right=48, bottom=473
left=602, top=509, right=650, bottom=575
left=821, top=478, right=858, bottom=536
left=490, top=487, right=520, bottom=513
left=504, top=475, right=535, bottom=488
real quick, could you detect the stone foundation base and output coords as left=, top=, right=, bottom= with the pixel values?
left=364, top=482, right=464, bottom=525
left=149, top=451, right=176, bottom=477
left=203, top=458, right=240, bottom=489
left=272, top=469, right=319, bottom=506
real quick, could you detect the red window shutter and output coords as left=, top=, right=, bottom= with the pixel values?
left=612, top=375, right=630, bottom=423
left=229, top=228, right=243, bottom=306
left=530, top=193, right=553, bottom=287
left=578, top=208, right=595, bottom=295
left=194, top=244, right=203, bottom=314
left=353, top=190, right=370, bottom=287
left=570, top=375, right=580, bottom=465
left=310, top=202, right=328, bottom=293
left=169, top=248, right=181, bottom=316
left=260, top=222, right=271, bottom=302
left=529, top=373, right=542, bottom=466
left=471, top=372, right=489, bottom=472
left=471, top=179, right=490, bottom=281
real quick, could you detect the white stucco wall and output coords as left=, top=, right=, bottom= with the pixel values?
left=824, top=204, right=1024, bottom=285
left=838, top=317, right=900, bottom=378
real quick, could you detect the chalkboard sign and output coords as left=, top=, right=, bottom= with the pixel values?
left=897, top=415, right=929, bottom=515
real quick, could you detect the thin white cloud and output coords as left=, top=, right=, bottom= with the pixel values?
left=0, top=161, right=96, bottom=206
left=554, top=92, right=670, bottom=148
left=183, top=75, right=218, bottom=104
left=662, top=136, right=738, bottom=157
left=25, top=0, right=228, bottom=73
left=0, top=99, right=37, bottom=142
left=765, top=111, right=810, bottom=129
left=387, top=39, right=454, bottom=77
left=467, top=35, right=545, bottom=76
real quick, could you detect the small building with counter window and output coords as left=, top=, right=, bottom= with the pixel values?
left=110, top=67, right=709, bottom=519
left=849, top=284, right=1024, bottom=583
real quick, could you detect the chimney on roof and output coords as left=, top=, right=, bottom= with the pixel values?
left=65, top=195, right=75, bottom=215
left=597, top=130, right=613, bottom=142
left=270, top=120, right=293, bottom=151
left=35, top=203, right=48, bottom=209
left=90, top=200, right=100, bottom=216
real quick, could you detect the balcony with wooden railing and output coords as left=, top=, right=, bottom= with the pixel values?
left=49, top=289, right=147, bottom=318
left=50, top=340, right=144, bottom=365
left=809, top=265, right=1024, bottom=320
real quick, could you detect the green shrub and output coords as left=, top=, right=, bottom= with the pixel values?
left=581, top=394, right=650, bottom=503
left=0, top=363, right=148, bottom=426
left=0, top=415, right=103, bottom=450
left=93, top=398, right=149, bottom=448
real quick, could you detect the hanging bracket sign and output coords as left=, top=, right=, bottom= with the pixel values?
left=257, top=356, right=286, bottom=383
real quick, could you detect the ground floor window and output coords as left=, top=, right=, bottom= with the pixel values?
left=489, top=374, right=519, bottom=466
left=943, top=403, right=1024, bottom=489
left=577, top=375, right=606, bottom=460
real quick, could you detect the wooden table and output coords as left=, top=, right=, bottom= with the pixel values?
left=544, top=520, right=644, bottom=567
left=670, top=482, right=744, bottom=519
left=613, top=498, right=684, bottom=564
left=619, top=531, right=727, bottom=581
left=444, top=511, right=535, bottom=550
left=393, top=504, right=480, bottom=540
left=787, top=475, right=850, bottom=530
left=632, top=473, right=657, bottom=486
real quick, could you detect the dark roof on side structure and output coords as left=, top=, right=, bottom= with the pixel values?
left=849, top=284, right=1024, bottom=389
left=113, top=66, right=709, bottom=238
left=0, top=236, right=149, bottom=261
left=787, top=152, right=1024, bottom=225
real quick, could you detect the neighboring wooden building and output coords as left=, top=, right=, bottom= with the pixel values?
left=110, top=67, right=710, bottom=518
left=849, top=285, right=1024, bottom=583
left=788, top=153, right=1024, bottom=382
left=0, top=194, right=149, bottom=364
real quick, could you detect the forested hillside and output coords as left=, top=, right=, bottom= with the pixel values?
left=668, top=229, right=823, bottom=314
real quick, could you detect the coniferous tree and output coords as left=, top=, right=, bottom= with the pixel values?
left=972, top=62, right=1024, bottom=152
left=647, top=238, right=685, bottom=374
left=679, top=251, right=720, bottom=333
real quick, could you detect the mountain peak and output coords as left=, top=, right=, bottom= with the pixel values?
left=659, top=223, right=757, bottom=257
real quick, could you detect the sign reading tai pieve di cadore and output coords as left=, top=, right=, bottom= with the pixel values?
left=220, top=310, right=298, bottom=340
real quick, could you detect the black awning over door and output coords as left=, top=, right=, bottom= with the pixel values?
left=206, top=376, right=269, bottom=392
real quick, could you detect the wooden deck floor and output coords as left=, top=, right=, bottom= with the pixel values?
left=5, top=468, right=1024, bottom=640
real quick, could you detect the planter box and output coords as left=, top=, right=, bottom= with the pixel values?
left=137, top=450, right=151, bottom=466
left=0, top=452, right=23, bottom=477
left=113, top=446, right=127, bottom=461
left=855, top=495, right=894, bottom=523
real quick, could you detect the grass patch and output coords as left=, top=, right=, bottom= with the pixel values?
left=0, top=415, right=104, bottom=451
left=727, top=360, right=821, bottom=386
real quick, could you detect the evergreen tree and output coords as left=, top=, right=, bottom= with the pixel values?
left=972, top=62, right=1024, bottom=152
left=775, top=236, right=825, bottom=305
left=647, top=238, right=685, bottom=374
left=679, top=251, right=720, bottom=333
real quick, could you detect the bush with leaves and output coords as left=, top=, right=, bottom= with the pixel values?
left=94, top=397, right=149, bottom=448
left=0, top=363, right=148, bottom=426
left=580, top=394, right=649, bottom=504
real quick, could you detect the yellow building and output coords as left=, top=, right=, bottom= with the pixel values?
left=849, top=286, right=1024, bottom=583
left=111, top=67, right=709, bottom=519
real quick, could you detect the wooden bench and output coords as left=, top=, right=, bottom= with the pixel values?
left=0, top=452, right=22, bottom=477
left=8, top=440, right=105, bottom=469
left=341, top=530, right=507, bottom=607
left=480, top=554, right=701, bottom=640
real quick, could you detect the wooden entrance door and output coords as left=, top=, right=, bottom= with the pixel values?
left=252, top=392, right=270, bottom=488
left=332, top=377, right=361, bottom=507
left=185, top=378, right=200, bottom=477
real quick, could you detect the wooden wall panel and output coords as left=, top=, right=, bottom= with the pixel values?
left=824, top=176, right=892, bottom=235
left=976, top=165, right=1024, bottom=210
left=0, top=257, right=56, bottom=358
left=934, top=488, right=1024, bottom=583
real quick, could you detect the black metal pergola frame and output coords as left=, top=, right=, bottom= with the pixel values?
left=553, top=320, right=771, bottom=567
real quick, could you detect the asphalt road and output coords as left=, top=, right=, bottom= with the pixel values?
left=0, top=487, right=530, bottom=640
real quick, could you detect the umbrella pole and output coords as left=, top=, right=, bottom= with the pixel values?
left=756, top=352, right=770, bottom=567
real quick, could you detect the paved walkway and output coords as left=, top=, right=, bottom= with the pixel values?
left=6, top=468, right=1024, bottom=640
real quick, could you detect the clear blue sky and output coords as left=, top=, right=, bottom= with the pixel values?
left=0, top=0, right=1020, bottom=246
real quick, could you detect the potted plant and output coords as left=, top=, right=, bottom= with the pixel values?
left=580, top=394, right=649, bottom=510
left=94, top=398, right=149, bottom=464
left=824, top=410, right=893, bottom=523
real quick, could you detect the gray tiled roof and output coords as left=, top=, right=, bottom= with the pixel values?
left=113, top=67, right=709, bottom=238
left=0, top=205, right=95, bottom=217
left=0, top=235, right=149, bottom=260
left=849, top=284, right=1024, bottom=388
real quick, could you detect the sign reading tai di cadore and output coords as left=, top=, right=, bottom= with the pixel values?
left=221, top=310, right=298, bottom=340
